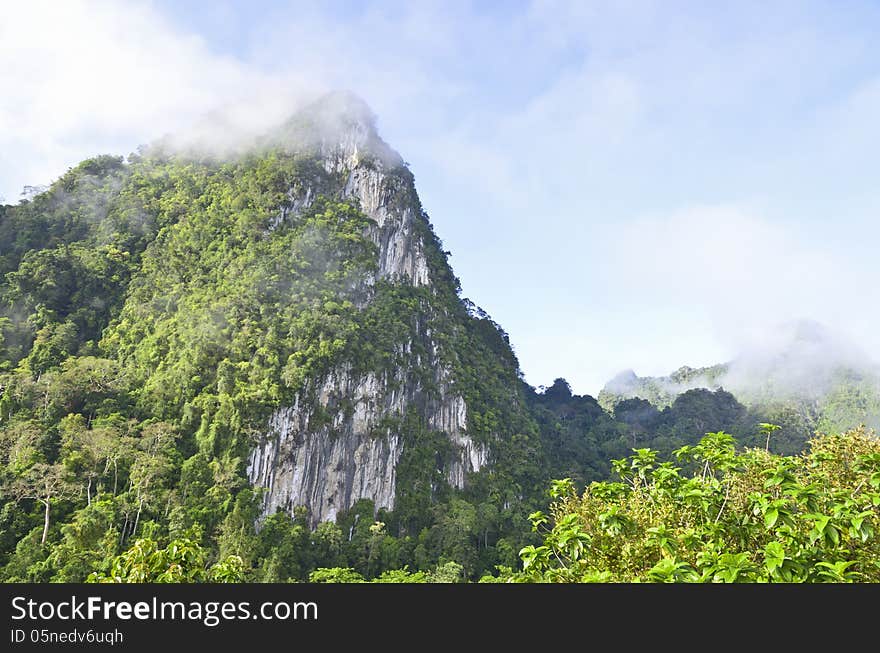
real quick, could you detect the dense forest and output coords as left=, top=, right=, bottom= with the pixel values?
left=1, top=97, right=878, bottom=583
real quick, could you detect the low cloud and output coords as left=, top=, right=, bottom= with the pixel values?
left=0, top=1, right=318, bottom=201
left=604, top=317, right=880, bottom=408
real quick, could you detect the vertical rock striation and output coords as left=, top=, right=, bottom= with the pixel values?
left=247, top=362, right=489, bottom=526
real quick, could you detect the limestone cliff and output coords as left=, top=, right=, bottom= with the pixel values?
left=247, top=94, right=493, bottom=526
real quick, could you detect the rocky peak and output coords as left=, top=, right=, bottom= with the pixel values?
left=247, top=94, right=484, bottom=527
left=267, top=92, right=431, bottom=287
left=273, top=91, right=404, bottom=172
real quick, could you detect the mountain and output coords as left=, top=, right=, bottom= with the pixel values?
left=598, top=320, right=880, bottom=453
left=2, top=93, right=876, bottom=583
left=0, top=92, right=554, bottom=580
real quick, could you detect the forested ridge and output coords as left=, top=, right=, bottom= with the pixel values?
left=2, top=100, right=878, bottom=583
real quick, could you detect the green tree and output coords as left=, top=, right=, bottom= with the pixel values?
left=11, top=463, right=77, bottom=544
left=89, top=535, right=245, bottom=583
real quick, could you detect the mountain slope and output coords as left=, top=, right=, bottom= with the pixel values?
left=0, top=93, right=544, bottom=580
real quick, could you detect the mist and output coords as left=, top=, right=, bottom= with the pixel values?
left=603, top=317, right=880, bottom=407
left=0, top=1, right=332, bottom=204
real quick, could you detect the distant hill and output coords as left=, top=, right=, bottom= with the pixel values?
left=598, top=320, right=880, bottom=453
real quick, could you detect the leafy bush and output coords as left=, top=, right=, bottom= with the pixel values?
left=510, top=427, right=880, bottom=582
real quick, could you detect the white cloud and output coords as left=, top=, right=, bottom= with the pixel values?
left=599, top=204, right=880, bottom=355
left=0, top=0, right=477, bottom=202
left=608, top=205, right=828, bottom=296
left=0, top=0, right=314, bottom=201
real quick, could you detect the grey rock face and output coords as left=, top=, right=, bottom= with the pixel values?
left=274, top=109, right=430, bottom=286
left=342, top=165, right=430, bottom=287
left=247, top=363, right=489, bottom=526
left=248, top=109, right=485, bottom=526
left=247, top=370, right=403, bottom=526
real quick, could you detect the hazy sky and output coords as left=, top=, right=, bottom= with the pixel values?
left=2, top=1, right=880, bottom=395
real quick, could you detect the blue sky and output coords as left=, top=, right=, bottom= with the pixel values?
left=3, top=1, right=880, bottom=394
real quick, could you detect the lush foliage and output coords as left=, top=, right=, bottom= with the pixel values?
left=505, top=427, right=880, bottom=582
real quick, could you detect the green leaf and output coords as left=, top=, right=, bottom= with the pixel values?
left=827, top=524, right=840, bottom=547
left=528, top=511, right=548, bottom=529
left=763, top=541, right=785, bottom=573
left=815, top=560, right=858, bottom=583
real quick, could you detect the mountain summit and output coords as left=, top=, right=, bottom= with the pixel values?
left=270, top=91, right=403, bottom=171
left=239, top=93, right=533, bottom=526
